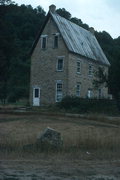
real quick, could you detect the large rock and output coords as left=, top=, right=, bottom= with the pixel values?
left=37, top=127, right=63, bottom=150
left=36, top=127, right=63, bottom=150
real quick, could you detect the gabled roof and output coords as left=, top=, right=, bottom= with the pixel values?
left=31, top=10, right=110, bottom=66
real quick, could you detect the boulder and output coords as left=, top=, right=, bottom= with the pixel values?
left=36, top=127, right=63, bottom=150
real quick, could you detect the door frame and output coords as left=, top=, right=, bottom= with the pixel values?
left=33, top=87, right=40, bottom=106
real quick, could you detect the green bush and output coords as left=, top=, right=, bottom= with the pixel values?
left=58, top=96, right=118, bottom=114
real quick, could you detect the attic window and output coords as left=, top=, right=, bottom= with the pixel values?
left=41, top=35, right=47, bottom=49
left=53, top=33, right=59, bottom=48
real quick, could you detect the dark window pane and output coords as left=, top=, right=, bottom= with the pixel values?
left=54, top=36, right=58, bottom=48
left=42, top=37, right=46, bottom=49
left=35, top=89, right=39, bottom=98
left=57, top=59, right=63, bottom=70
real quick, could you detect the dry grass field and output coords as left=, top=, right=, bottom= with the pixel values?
left=0, top=112, right=120, bottom=157
left=0, top=112, right=120, bottom=179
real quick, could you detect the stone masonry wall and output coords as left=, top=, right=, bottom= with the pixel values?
left=68, top=53, right=109, bottom=98
left=30, top=17, right=69, bottom=105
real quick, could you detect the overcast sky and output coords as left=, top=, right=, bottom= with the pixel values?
left=14, top=0, right=120, bottom=39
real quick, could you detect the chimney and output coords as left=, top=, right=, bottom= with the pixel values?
left=89, top=27, right=95, bottom=35
left=49, top=4, right=56, bottom=13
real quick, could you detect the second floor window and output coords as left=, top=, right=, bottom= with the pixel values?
left=41, top=35, right=47, bottom=49
left=77, top=60, right=81, bottom=73
left=57, top=57, right=64, bottom=71
left=88, top=64, right=93, bottom=76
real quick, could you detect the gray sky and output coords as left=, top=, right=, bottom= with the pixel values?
left=14, top=0, right=120, bottom=39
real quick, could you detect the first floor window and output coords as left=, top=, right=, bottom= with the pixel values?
left=98, top=89, right=102, bottom=98
left=56, top=81, right=63, bottom=102
left=76, top=83, right=81, bottom=97
left=87, top=89, right=93, bottom=98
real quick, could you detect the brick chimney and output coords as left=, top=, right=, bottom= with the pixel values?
left=49, top=4, right=56, bottom=13
left=89, top=27, right=95, bottom=35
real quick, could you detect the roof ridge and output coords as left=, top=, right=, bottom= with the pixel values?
left=50, top=11, right=92, bottom=36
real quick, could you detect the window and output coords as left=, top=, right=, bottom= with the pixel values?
left=77, top=60, right=81, bottom=73
left=88, top=64, right=93, bottom=76
left=76, top=83, right=81, bottom=97
left=54, top=35, right=58, bottom=48
left=35, top=88, right=39, bottom=98
left=57, top=57, right=64, bottom=71
left=87, top=89, right=93, bottom=98
left=41, top=35, right=47, bottom=49
left=56, top=81, right=63, bottom=102
left=98, top=89, right=102, bottom=99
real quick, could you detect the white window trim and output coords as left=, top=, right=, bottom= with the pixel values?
left=41, top=35, right=48, bottom=49
left=33, top=87, right=40, bottom=98
left=87, top=89, right=93, bottom=98
left=56, top=80, right=63, bottom=102
left=77, top=59, right=81, bottom=74
left=56, top=56, right=64, bottom=72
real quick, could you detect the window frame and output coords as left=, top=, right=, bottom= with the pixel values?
left=87, top=89, right=93, bottom=98
left=41, top=35, right=47, bottom=49
left=77, top=60, right=81, bottom=74
left=76, top=83, right=81, bottom=97
left=98, top=88, right=102, bottom=99
left=56, top=80, right=63, bottom=102
left=56, top=56, right=64, bottom=71
left=88, top=63, right=93, bottom=76
left=54, top=35, right=59, bottom=48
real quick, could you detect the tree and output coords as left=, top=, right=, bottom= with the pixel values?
left=0, top=3, right=46, bottom=103
left=0, top=0, right=14, bottom=5
left=56, top=8, right=71, bottom=19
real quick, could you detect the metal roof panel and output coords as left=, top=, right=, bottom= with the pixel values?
left=51, top=12, right=110, bottom=66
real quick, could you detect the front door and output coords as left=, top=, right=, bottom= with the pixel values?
left=33, top=88, right=40, bottom=106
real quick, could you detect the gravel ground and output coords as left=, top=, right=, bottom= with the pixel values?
left=0, top=159, right=120, bottom=180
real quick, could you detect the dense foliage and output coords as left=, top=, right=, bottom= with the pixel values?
left=0, top=2, right=120, bottom=103
left=0, top=2, right=46, bottom=102
left=58, top=96, right=118, bottom=114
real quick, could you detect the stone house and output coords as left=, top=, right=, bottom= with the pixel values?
left=30, top=5, right=110, bottom=106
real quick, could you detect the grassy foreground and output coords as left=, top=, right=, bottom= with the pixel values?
left=0, top=112, right=120, bottom=160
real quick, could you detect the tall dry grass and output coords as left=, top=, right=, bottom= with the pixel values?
left=0, top=126, right=120, bottom=157
left=0, top=113, right=120, bottom=159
